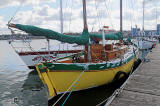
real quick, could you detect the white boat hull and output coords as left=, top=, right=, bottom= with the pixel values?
left=18, top=50, right=82, bottom=68
left=138, top=40, right=153, bottom=50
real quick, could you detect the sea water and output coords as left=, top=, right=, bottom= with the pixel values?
left=0, top=41, right=47, bottom=106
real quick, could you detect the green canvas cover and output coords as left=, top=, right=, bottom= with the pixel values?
left=90, top=32, right=123, bottom=40
left=127, top=37, right=131, bottom=42
left=14, top=24, right=123, bottom=45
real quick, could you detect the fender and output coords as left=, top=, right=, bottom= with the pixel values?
left=114, top=71, right=128, bottom=82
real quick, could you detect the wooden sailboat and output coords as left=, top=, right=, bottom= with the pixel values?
left=8, top=0, right=138, bottom=100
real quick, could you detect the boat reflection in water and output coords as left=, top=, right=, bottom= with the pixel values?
left=22, top=70, right=48, bottom=106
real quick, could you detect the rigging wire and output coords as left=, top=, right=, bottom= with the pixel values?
left=125, top=0, right=130, bottom=30
left=8, top=1, right=24, bottom=29
left=63, top=0, right=69, bottom=33
left=103, top=0, right=114, bottom=29
left=155, top=2, right=158, bottom=29
left=8, top=4, right=23, bottom=24
left=124, top=0, right=128, bottom=29
left=90, top=2, right=98, bottom=32
left=128, top=0, right=133, bottom=28
left=94, top=0, right=114, bottom=31
left=91, top=0, right=113, bottom=32
left=98, top=1, right=104, bottom=27
left=131, top=0, right=137, bottom=26
left=123, top=0, right=134, bottom=30
left=69, top=0, right=73, bottom=32
left=94, top=0, right=102, bottom=30
left=7, top=1, right=24, bottom=43
left=7, top=0, right=25, bottom=36
left=63, top=0, right=74, bottom=32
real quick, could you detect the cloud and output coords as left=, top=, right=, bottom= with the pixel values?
left=9, top=4, right=84, bottom=33
left=1, top=0, right=160, bottom=35
left=0, top=0, right=55, bottom=8
left=0, top=16, right=11, bottom=34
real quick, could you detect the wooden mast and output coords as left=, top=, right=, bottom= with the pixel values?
left=82, top=0, right=91, bottom=62
left=120, top=0, right=123, bottom=61
left=83, top=0, right=88, bottom=30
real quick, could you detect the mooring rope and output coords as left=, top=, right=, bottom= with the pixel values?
left=52, top=65, right=88, bottom=106
left=61, top=70, right=84, bottom=106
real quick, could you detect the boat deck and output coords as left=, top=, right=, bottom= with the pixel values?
left=108, top=44, right=160, bottom=106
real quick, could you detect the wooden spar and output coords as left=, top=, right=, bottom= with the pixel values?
left=120, top=0, right=123, bottom=43
left=60, top=0, right=63, bottom=33
left=82, top=0, right=88, bottom=30
left=82, top=0, right=91, bottom=62
left=120, top=0, right=123, bottom=33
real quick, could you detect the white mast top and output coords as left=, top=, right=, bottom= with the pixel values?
left=156, top=4, right=158, bottom=28
left=120, top=0, right=123, bottom=32
left=60, top=0, right=63, bottom=33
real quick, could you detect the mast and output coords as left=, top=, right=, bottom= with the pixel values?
left=102, top=27, right=106, bottom=60
left=60, top=0, right=63, bottom=33
left=156, top=4, right=158, bottom=29
left=120, top=0, right=122, bottom=32
left=142, top=0, right=145, bottom=35
left=119, top=0, right=123, bottom=61
left=82, top=0, right=88, bottom=30
left=82, top=0, right=91, bottom=62
left=47, top=39, right=50, bottom=57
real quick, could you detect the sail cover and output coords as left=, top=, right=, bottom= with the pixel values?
left=11, top=24, right=123, bottom=45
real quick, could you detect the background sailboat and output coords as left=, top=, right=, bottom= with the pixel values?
left=137, top=0, right=157, bottom=50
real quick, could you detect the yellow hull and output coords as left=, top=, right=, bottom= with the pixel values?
left=36, top=58, right=136, bottom=99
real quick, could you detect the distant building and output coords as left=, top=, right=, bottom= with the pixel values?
left=131, top=28, right=140, bottom=36
left=157, top=24, right=160, bottom=35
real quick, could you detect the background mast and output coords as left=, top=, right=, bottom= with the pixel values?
left=120, top=0, right=123, bottom=32
left=60, top=0, right=63, bottom=33
left=142, top=0, right=145, bottom=35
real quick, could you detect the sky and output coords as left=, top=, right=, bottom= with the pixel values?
left=0, top=0, right=160, bottom=34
